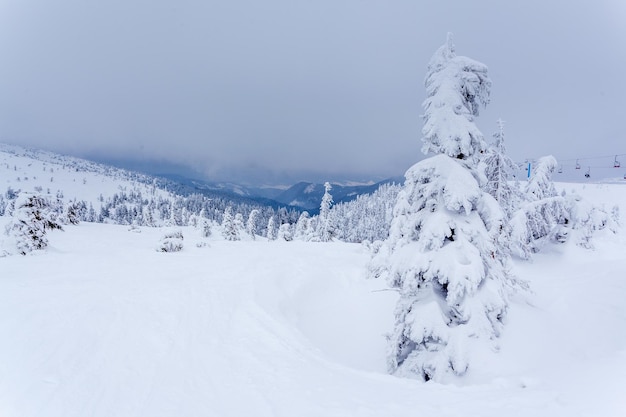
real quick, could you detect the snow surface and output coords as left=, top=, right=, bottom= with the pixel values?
left=1, top=146, right=626, bottom=416
left=1, top=205, right=626, bottom=416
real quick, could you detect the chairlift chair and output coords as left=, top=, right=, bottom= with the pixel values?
left=585, top=167, right=591, bottom=178
left=558, top=165, right=563, bottom=174
left=614, top=155, right=621, bottom=168
left=575, top=159, right=581, bottom=169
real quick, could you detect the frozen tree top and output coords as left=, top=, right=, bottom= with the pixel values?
left=422, top=34, right=491, bottom=160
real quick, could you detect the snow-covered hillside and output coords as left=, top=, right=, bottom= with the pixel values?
left=0, top=179, right=625, bottom=416
left=0, top=144, right=301, bottom=237
left=0, top=143, right=173, bottom=207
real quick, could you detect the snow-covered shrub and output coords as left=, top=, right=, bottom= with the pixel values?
left=563, top=193, right=613, bottom=249
left=5, top=192, right=63, bottom=255
left=510, top=156, right=569, bottom=258
left=510, top=196, right=569, bottom=258
left=200, top=219, right=212, bottom=238
left=510, top=157, right=618, bottom=256
left=611, top=205, right=620, bottom=230
left=277, top=223, right=293, bottom=241
left=0, top=195, right=6, bottom=216
left=63, top=201, right=82, bottom=225
left=158, top=230, right=184, bottom=252
left=5, top=186, right=19, bottom=200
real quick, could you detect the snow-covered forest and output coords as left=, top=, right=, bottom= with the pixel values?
left=1, top=36, right=626, bottom=416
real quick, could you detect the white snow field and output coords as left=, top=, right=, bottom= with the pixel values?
left=1, top=194, right=625, bottom=417
left=1, top=143, right=625, bottom=416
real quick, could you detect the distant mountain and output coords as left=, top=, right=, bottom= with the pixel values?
left=156, top=174, right=403, bottom=212
left=154, top=174, right=302, bottom=211
left=270, top=178, right=404, bottom=212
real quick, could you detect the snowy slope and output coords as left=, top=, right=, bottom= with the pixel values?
left=1, top=181, right=625, bottom=416
left=1, top=145, right=626, bottom=416
left=0, top=143, right=174, bottom=208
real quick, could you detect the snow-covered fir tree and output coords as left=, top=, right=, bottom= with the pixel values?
left=372, top=34, right=510, bottom=382
left=247, top=209, right=259, bottom=240
left=234, top=213, right=245, bottom=237
left=483, top=120, right=521, bottom=218
left=316, top=182, right=335, bottom=242
left=221, top=207, right=240, bottom=241
left=188, top=212, right=199, bottom=228
left=421, top=34, right=490, bottom=162
left=525, top=156, right=559, bottom=200
left=331, top=182, right=401, bottom=243
left=481, top=120, right=523, bottom=258
left=293, top=211, right=311, bottom=241
left=266, top=216, right=277, bottom=241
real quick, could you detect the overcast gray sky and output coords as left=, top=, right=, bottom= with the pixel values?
left=1, top=0, right=625, bottom=184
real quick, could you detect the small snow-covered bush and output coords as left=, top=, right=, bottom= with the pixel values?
left=63, top=201, right=82, bottom=225
left=277, top=223, right=293, bottom=241
left=158, top=230, right=184, bottom=253
left=4, top=192, right=63, bottom=255
left=564, top=193, right=615, bottom=249
left=201, top=220, right=212, bottom=238
left=0, top=195, right=7, bottom=216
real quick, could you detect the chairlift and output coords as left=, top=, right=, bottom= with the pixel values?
left=558, top=165, right=563, bottom=174
left=614, top=155, right=621, bottom=168
left=575, top=159, right=581, bottom=169
left=585, top=167, right=591, bottom=178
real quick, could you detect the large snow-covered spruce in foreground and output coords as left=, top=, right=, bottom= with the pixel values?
left=384, top=156, right=508, bottom=381
left=373, top=35, right=509, bottom=382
